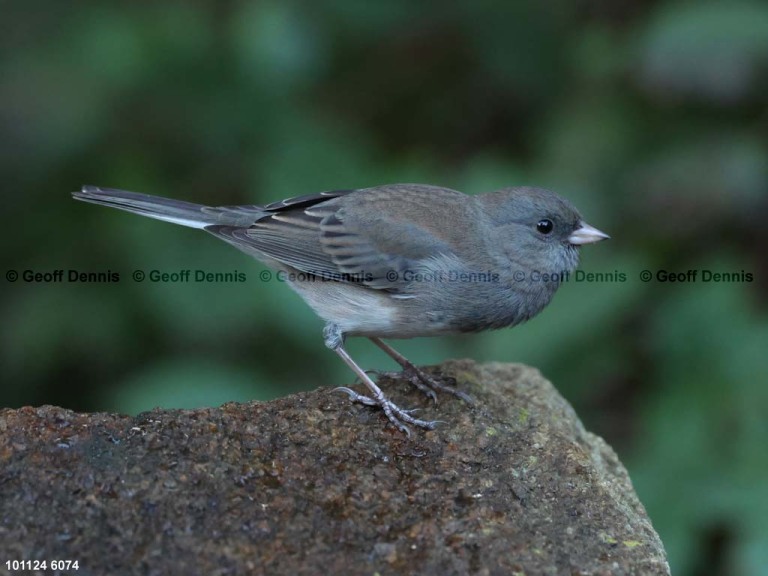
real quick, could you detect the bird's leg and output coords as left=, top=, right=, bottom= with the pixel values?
left=323, top=324, right=438, bottom=436
left=369, top=337, right=474, bottom=404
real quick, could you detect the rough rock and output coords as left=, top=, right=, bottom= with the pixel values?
left=0, top=360, right=669, bottom=575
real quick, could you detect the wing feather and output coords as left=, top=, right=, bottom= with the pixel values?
left=207, top=185, right=471, bottom=292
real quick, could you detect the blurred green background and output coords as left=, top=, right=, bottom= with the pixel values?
left=1, top=2, right=767, bottom=573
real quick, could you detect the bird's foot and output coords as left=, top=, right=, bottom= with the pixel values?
left=335, top=387, right=441, bottom=437
left=372, top=367, right=475, bottom=405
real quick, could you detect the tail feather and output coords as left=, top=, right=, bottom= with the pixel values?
left=72, top=186, right=264, bottom=229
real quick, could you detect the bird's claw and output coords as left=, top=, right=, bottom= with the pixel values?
left=376, top=369, right=474, bottom=405
left=334, top=387, right=438, bottom=433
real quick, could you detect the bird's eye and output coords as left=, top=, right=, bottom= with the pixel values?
left=536, top=219, right=554, bottom=234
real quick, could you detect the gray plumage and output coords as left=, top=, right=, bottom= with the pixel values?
left=73, top=183, right=608, bottom=435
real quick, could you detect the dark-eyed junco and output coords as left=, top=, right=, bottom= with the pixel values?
left=73, top=184, right=608, bottom=435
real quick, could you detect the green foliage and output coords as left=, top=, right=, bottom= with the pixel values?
left=637, top=2, right=768, bottom=103
left=633, top=273, right=768, bottom=574
left=1, top=2, right=766, bottom=574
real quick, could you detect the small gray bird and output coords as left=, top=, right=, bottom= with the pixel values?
left=73, top=184, right=608, bottom=435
